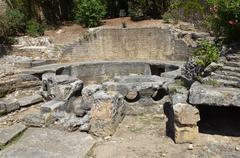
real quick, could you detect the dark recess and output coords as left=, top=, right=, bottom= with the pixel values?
left=197, top=105, right=240, bottom=137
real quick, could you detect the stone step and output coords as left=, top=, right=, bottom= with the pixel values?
left=221, top=66, right=240, bottom=73
left=225, top=61, right=240, bottom=68
left=215, top=79, right=240, bottom=88
left=215, top=70, right=240, bottom=79
left=226, top=55, right=240, bottom=62
left=18, top=94, right=43, bottom=107
left=41, top=100, right=66, bottom=113
left=0, top=123, right=27, bottom=146
left=211, top=72, right=240, bottom=82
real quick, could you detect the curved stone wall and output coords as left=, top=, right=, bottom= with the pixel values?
left=62, top=27, right=200, bottom=61
left=69, top=61, right=180, bottom=84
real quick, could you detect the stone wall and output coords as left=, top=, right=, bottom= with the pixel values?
left=62, top=27, right=205, bottom=62
left=0, top=0, right=6, bottom=16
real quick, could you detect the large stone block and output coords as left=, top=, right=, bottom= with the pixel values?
left=41, top=73, right=83, bottom=101
left=173, top=103, right=200, bottom=126
left=90, top=91, right=126, bottom=137
left=189, top=82, right=240, bottom=107
left=174, top=125, right=199, bottom=144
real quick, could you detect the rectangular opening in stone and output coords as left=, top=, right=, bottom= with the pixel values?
left=197, top=105, right=240, bottom=137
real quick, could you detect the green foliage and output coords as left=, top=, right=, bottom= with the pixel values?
left=73, top=0, right=106, bottom=27
left=162, top=0, right=206, bottom=25
left=206, top=0, right=240, bottom=41
left=128, top=0, right=170, bottom=20
left=194, top=40, right=220, bottom=67
left=25, top=19, right=45, bottom=37
left=0, top=9, right=25, bottom=36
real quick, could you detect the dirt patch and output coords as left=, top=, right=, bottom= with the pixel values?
left=91, top=104, right=240, bottom=158
left=45, top=24, right=87, bottom=44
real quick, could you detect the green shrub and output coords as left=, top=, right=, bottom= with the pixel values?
left=25, top=19, right=45, bottom=37
left=162, top=0, right=206, bottom=26
left=206, top=0, right=240, bottom=41
left=73, top=0, right=106, bottom=27
left=128, top=0, right=170, bottom=20
left=0, top=9, right=25, bottom=36
left=194, top=40, right=220, bottom=67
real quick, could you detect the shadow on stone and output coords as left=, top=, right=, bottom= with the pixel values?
left=163, top=101, right=175, bottom=140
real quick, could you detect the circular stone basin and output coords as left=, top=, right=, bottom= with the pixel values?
left=66, top=61, right=181, bottom=84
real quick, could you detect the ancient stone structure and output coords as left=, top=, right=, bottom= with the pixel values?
left=62, top=27, right=209, bottom=61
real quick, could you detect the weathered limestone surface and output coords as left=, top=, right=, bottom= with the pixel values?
left=62, top=28, right=205, bottom=61
left=18, top=94, right=43, bottom=107
left=90, top=91, right=126, bottom=137
left=41, top=100, right=66, bottom=113
left=173, top=103, right=200, bottom=126
left=174, top=126, right=199, bottom=144
left=0, top=123, right=26, bottom=146
left=41, top=73, right=83, bottom=101
left=0, top=74, right=41, bottom=98
left=0, top=128, right=96, bottom=158
left=173, top=103, right=200, bottom=144
left=189, top=82, right=240, bottom=107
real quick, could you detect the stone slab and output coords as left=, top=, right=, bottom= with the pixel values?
left=41, top=100, right=66, bottom=113
left=0, top=128, right=96, bottom=158
left=0, top=123, right=26, bottom=146
left=189, top=82, right=240, bottom=107
left=18, top=94, right=43, bottom=107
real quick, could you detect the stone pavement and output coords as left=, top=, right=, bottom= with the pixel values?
left=0, top=128, right=96, bottom=158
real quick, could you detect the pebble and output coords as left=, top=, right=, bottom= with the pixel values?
left=104, top=136, right=111, bottom=140
left=235, top=146, right=240, bottom=151
left=188, top=144, right=194, bottom=150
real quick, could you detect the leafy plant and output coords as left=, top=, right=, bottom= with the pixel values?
left=194, top=40, right=220, bottom=67
left=206, top=0, right=240, bottom=41
left=73, top=0, right=106, bottom=27
left=25, top=19, right=45, bottom=37
left=0, top=8, right=25, bottom=36
left=128, top=0, right=170, bottom=20
left=162, top=0, right=206, bottom=26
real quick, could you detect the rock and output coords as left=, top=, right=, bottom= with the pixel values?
left=79, top=123, right=91, bottom=132
left=173, top=103, right=200, bottom=125
left=23, top=113, right=45, bottom=127
left=90, top=91, right=126, bottom=137
left=203, top=62, right=223, bottom=76
left=125, top=91, right=138, bottom=100
left=41, top=100, right=66, bottom=113
left=72, top=98, right=88, bottom=117
left=188, top=144, right=194, bottom=150
left=0, top=75, right=41, bottom=98
left=189, top=82, right=240, bottom=107
left=0, top=128, right=96, bottom=158
left=174, top=126, right=198, bottom=144
left=235, top=146, right=240, bottom=151
left=82, top=84, right=103, bottom=98
left=0, top=123, right=27, bottom=146
left=4, top=99, right=20, bottom=113
left=61, top=114, right=90, bottom=132
left=169, top=85, right=189, bottom=105
left=179, top=23, right=195, bottom=31
left=18, top=94, right=43, bottom=107
left=0, top=102, right=7, bottom=116
left=41, top=73, right=83, bottom=101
